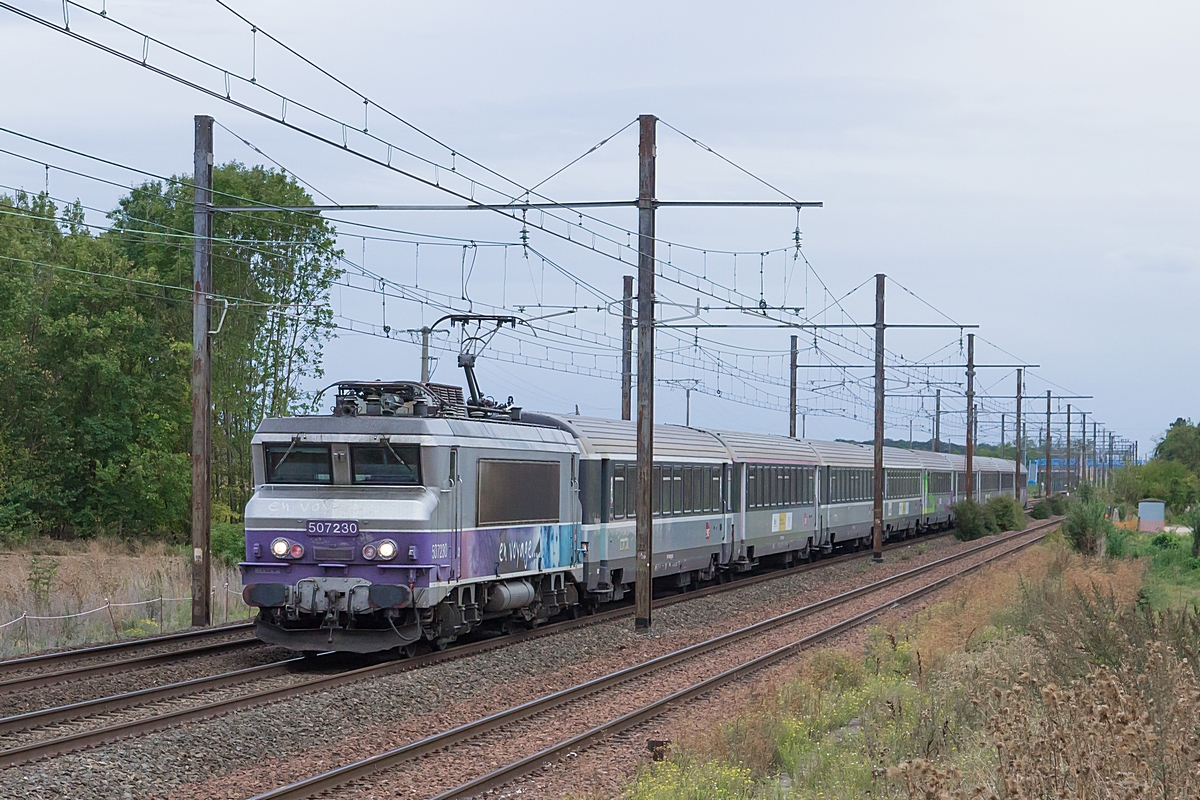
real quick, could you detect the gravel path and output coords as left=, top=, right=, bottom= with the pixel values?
left=0, top=529, right=1037, bottom=800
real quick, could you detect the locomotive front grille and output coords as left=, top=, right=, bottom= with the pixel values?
left=313, top=545, right=355, bottom=562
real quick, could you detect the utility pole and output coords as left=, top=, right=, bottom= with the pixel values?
left=934, top=389, right=941, bottom=453
left=191, top=114, right=214, bottom=628
left=1080, top=411, right=1087, bottom=484
left=789, top=334, right=798, bottom=438
left=909, top=419, right=913, bottom=450
left=1066, top=405, right=1072, bottom=493
left=965, top=333, right=975, bottom=501
left=1093, top=421, right=1098, bottom=489
left=621, top=275, right=634, bottom=421
left=872, top=273, right=885, bottom=563
left=634, top=115, right=656, bottom=631
left=1044, top=391, right=1052, bottom=497
left=1001, top=413, right=1005, bottom=460
left=420, top=326, right=431, bottom=382
left=1014, top=369, right=1023, bottom=502
left=684, top=385, right=692, bottom=427
left=802, top=413, right=806, bottom=439
left=1108, top=432, right=1114, bottom=488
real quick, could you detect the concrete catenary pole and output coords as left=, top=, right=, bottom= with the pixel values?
left=1014, top=369, right=1023, bottom=503
left=789, top=334, right=798, bottom=438
left=1080, top=411, right=1088, bottom=485
left=621, top=275, right=634, bottom=421
left=634, top=115, right=657, bottom=630
left=1093, top=421, right=1099, bottom=488
left=191, top=115, right=214, bottom=628
left=1066, top=405, right=1072, bottom=492
left=965, top=334, right=975, bottom=501
left=934, top=389, right=941, bottom=453
left=1045, top=391, right=1052, bottom=497
left=872, top=273, right=885, bottom=563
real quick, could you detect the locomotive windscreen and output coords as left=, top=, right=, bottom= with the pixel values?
left=264, top=444, right=333, bottom=484
left=351, top=444, right=421, bottom=485
left=476, top=459, right=560, bottom=526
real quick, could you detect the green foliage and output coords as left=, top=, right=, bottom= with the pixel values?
left=986, top=495, right=1026, bottom=533
left=952, top=499, right=993, bottom=541
left=1180, top=507, right=1200, bottom=558
left=1030, top=499, right=1051, bottom=519
left=1063, top=492, right=1115, bottom=555
left=27, top=556, right=59, bottom=608
left=1112, top=460, right=1199, bottom=513
left=1155, top=418, right=1200, bottom=474
left=210, top=522, right=246, bottom=566
left=0, top=166, right=340, bottom=543
left=1048, top=493, right=1068, bottom=515
left=109, top=164, right=342, bottom=518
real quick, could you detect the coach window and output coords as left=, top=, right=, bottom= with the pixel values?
left=611, top=465, right=627, bottom=520
left=653, top=465, right=664, bottom=516
left=265, top=443, right=333, bottom=485
left=672, top=465, right=684, bottom=514
left=686, top=465, right=696, bottom=515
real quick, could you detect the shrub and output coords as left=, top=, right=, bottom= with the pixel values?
left=1029, top=499, right=1051, bottom=520
left=1048, top=493, right=1069, bottom=516
left=211, top=522, right=246, bottom=566
left=986, top=495, right=1026, bottom=533
left=1106, top=527, right=1129, bottom=559
left=1064, top=494, right=1115, bottom=555
left=951, top=500, right=989, bottom=541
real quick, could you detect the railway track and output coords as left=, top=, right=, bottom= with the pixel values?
left=0, top=621, right=254, bottom=679
left=0, top=526, right=965, bottom=767
left=246, top=520, right=1055, bottom=799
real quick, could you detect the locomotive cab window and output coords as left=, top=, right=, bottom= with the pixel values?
left=350, top=444, right=421, bottom=485
left=264, top=443, right=333, bottom=484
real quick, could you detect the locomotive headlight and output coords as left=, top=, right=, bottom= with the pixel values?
left=362, top=543, right=378, bottom=561
left=376, top=539, right=398, bottom=560
left=270, top=538, right=290, bottom=558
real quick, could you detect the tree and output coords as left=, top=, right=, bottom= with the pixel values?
left=0, top=192, right=191, bottom=539
left=108, top=163, right=342, bottom=519
left=1155, top=418, right=1200, bottom=474
left=0, top=162, right=341, bottom=541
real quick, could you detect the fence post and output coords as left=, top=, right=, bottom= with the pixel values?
left=106, top=599, right=119, bottom=638
left=223, top=582, right=229, bottom=625
left=22, top=613, right=29, bottom=653
left=158, top=594, right=164, bottom=632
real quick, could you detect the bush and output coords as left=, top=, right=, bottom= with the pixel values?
left=1064, top=494, right=1115, bottom=555
left=1048, top=493, right=1069, bottom=516
left=1106, top=527, right=1129, bottom=559
left=211, top=522, right=246, bottom=566
left=986, top=495, right=1026, bottom=533
left=1029, top=500, right=1051, bottom=520
left=952, top=500, right=991, bottom=541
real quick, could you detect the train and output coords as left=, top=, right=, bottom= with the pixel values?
left=239, top=378, right=1023, bottom=654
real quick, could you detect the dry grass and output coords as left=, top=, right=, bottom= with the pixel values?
left=0, top=538, right=248, bottom=655
left=627, top=537, right=1177, bottom=800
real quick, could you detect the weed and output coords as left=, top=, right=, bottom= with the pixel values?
left=26, top=556, right=59, bottom=609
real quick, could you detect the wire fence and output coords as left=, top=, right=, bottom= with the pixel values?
left=0, top=583, right=253, bottom=656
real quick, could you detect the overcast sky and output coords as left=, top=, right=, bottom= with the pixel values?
left=4, top=1, right=1198, bottom=457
